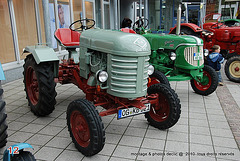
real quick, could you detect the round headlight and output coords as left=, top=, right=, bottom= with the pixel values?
left=204, top=49, right=209, bottom=56
left=148, top=65, right=154, bottom=75
left=170, top=52, right=177, bottom=60
left=97, top=71, right=108, bottom=83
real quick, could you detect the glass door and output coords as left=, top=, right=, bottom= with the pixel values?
left=188, top=5, right=200, bottom=26
left=102, top=0, right=110, bottom=29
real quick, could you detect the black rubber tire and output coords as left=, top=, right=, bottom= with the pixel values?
left=224, top=56, right=240, bottom=83
left=0, top=85, right=7, bottom=148
left=67, top=99, right=105, bottom=156
left=190, top=65, right=218, bottom=96
left=11, top=151, right=36, bottom=161
left=145, top=83, right=181, bottom=130
left=149, top=70, right=170, bottom=87
left=23, top=54, right=57, bottom=116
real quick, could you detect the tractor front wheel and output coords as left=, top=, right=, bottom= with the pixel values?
left=145, top=83, right=181, bottom=130
left=0, top=85, right=7, bottom=148
left=148, top=70, right=170, bottom=87
left=225, top=56, right=240, bottom=83
left=67, top=99, right=105, bottom=156
left=190, top=65, right=218, bottom=96
left=23, top=55, right=57, bottom=116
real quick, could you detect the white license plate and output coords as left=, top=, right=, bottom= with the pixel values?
left=194, top=53, right=203, bottom=60
left=117, top=103, right=151, bottom=119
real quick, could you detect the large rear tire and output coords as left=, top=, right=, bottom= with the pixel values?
left=23, top=55, right=57, bottom=116
left=145, top=83, right=181, bottom=130
left=224, top=56, right=240, bottom=83
left=148, top=70, right=170, bottom=87
left=11, top=151, right=36, bottom=161
left=190, top=65, right=218, bottom=96
left=0, top=84, right=7, bottom=148
left=67, top=99, right=105, bottom=156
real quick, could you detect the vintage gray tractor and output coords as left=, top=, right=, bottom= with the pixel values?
left=23, top=19, right=181, bottom=156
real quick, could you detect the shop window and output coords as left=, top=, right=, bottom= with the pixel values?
left=72, top=0, right=83, bottom=30
left=0, top=0, right=15, bottom=64
left=38, top=0, right=46, bottom=44
left=13, top=0, right=38, bottom=61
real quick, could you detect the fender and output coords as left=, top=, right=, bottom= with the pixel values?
left=3, top=143, right=34, bottom=161
left=169, top=23, right=203, bottom=34
left=23, top=45, right=59, bottom=77
left=0, top=62, right=5, bottom=80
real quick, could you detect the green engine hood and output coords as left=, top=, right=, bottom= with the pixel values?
left=80, top=29, right=151, bottom=57
left=142, top=34, right=203, bottom=50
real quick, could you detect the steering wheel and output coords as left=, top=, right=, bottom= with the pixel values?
left=132, top=18, right=149, bottom=32
left=69, top=18, right=95, bottom=31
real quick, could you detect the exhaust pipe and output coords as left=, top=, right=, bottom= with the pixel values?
left=176, top=2, right=182, bottom=35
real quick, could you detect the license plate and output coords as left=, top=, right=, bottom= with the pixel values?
left=194, top=53, right=203, bottom=60
left=117, top=103, right=151, bottom=119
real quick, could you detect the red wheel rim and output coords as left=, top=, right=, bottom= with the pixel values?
left=26, top=67, right=39, bottom=105
left=193, top=70, right=211, bottom=91
left=70, top=111, right=90, bottom=147
left=148, top=77, right=160, bottom=87
left=149, top=93, right=170, bottom=122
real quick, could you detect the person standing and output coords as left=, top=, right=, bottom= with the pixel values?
left=207, top=45, right=225, bottom=86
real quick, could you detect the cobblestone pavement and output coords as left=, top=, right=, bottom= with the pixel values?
left=0, top=72, right=239, bottom=161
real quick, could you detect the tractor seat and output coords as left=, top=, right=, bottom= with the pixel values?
left=121, top=28, right=136, bottom=34
left=54, top=28, right=81, bottom=48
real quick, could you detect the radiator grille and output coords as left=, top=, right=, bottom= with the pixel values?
left=184, top=46, right=204, bottom=66
left=108, top=55, right=149, bottom=98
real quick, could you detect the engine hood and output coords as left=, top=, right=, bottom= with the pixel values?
left=80, top=29, right=151, bottom=57
left=142, top=33, right=203, bottom=50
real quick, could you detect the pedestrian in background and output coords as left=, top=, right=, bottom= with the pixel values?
left=207, top=45, right=225, bottom=86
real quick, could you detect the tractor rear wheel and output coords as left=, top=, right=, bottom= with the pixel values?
left=0, top=85, right=7, bottom=148
left=190, top=65, right=218, bottom=96
left=225, top=56, right=240, bottom=83
left=67, top=99, right=105, bottom=156
left=23, top=55, right=57, bottom=116
left=145, top=83, right=181, bottom=130
left=148, top=70, right=170, bottom=87
left=11, top=151, right=36, bottom=161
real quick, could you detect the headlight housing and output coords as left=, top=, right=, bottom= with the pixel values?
left=148, top=65, right=154, bottom=75
left=169, top=52, right=177, bottom=60
left=204, top=49, right=209, bottom=56
left=97, top=71, right=108, bottom=83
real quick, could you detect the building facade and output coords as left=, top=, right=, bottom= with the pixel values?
left=0, top=0, right=239, bottom=82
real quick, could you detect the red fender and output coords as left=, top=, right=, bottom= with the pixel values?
left=169, top=23, right=202, bottom=34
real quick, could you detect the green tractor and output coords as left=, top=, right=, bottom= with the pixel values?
left=122, top=3, right=218, bottom=96
left=22, top=19, right=181, bottom=156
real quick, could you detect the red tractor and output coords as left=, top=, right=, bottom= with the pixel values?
left=170, top=13, right=240, bottom=83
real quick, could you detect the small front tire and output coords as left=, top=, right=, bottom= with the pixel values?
left=67, top=99, right=105, bottom=156
left=148, top=70, right=170, bottom=87
left=145, top=83, right=181, bottom=130
left=190, top=65, right=218, bottom=96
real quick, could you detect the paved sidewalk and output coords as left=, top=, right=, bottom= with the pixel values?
left=0, top=75, right=239, bottom=161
